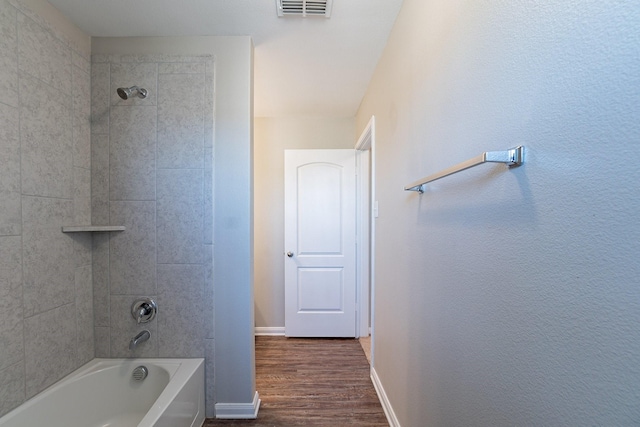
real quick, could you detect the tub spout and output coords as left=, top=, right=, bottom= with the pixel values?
left=129, top=330, right=151, bottom=351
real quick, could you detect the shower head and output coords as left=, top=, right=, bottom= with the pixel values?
left=117, top=86, right=148, bottom=100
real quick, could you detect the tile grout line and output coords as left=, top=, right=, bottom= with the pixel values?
left=16, top=3, right=27, bottom=408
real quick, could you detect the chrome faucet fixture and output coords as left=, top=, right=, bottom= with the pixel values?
left=131, top=298, right=157, bottom=324
left=129, top=330, right=151, bottom=351
left=116, top=85, right=148, bottom=100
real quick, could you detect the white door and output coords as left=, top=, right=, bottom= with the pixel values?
left=284, top=149, right=356, bottom=337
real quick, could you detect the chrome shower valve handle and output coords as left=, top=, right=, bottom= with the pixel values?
left=131, top=298, right=157, bottom=324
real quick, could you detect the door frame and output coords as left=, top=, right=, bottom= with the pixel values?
left=355, top=116, right=376, bottom=365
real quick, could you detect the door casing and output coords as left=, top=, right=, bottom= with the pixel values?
left=355, top=116, right=376, bottom=362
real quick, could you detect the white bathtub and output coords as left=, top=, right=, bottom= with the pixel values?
left=0, top=358, right=205, bottom=427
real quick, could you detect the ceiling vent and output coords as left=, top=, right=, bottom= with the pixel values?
left=277, top=0, right=333, bottom=18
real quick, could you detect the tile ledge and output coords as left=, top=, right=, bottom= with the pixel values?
left=61, top=225, right=125, bottom=233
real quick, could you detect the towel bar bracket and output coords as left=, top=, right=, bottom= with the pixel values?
left=485, top=146, right=524, bottom=166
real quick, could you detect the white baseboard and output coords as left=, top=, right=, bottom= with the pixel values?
left=371, top=367, right=401, bottom=427
left=255, top=327, right=285, bottom=336
left=215, top=391, right=261, bottom=419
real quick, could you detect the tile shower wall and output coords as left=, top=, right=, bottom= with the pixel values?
left=89, top=54, right=215, bottom=408
left=0, top=0, right=92, bottom=417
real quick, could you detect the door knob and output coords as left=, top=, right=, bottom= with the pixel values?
left=287, top=251, right=294, bottom=257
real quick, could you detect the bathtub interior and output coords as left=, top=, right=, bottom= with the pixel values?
left=0, top=358, right=205, bottom=427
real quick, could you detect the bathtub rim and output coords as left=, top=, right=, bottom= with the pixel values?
left=0, top=357, right=205, bottom=427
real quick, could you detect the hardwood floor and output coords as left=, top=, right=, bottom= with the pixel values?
left=204, top=336, right=388, bottom=426
left=359, top=336, right=372, bottom=364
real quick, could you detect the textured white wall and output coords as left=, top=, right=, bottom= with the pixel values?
left=357, top=1, right=640, bottom=425
left=253, top=117, right=356, bottom=328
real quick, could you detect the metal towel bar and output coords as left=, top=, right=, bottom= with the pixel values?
left=404, top=146, right=524, bottom=193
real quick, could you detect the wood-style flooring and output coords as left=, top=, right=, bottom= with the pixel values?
left=204, top=336, right=388, bottom=426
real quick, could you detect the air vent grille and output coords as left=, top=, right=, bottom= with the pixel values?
left=277, top=0, right=333, bottom=18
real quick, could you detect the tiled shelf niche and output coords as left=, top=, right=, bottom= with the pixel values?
left=61, top=225, right=126, bottom=233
